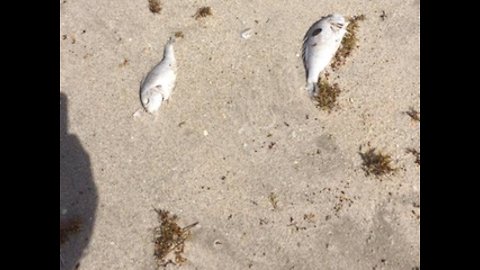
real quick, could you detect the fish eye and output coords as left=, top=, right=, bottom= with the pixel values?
left=312, top=28, right=322, bottom=36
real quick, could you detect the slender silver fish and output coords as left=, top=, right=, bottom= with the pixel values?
left=302, top=14, right=348, bottom=96
left=140, top=37, right=177, bottom=113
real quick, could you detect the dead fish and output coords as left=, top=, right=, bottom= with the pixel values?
left=302, top=14, right=348, bottom=96
left=140, top=37, right=177, bottom=114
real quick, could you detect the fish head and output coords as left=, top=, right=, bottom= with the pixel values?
left=140, top=87, right=163, bottom=113
left=308, top=13, right=348, bottom=44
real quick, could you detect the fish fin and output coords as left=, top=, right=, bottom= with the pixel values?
left=132, top=108, right=144, bottom=118
left=313, top=83, right=319, bottom=97
left=301, top=37, right=309, bottom=80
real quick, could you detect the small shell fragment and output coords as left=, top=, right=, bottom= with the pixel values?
left=132, top=109, right=143, bottom=118
left=241, top=28, right=253, bottom=39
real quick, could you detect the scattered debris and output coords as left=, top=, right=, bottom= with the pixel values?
left=178, top=121, right=186, bottom=127
left=287, top=217, right=307, bottom=232
left=241, top=28, right=253, bottom=39
left=406, top=148, right=420, bottom=165
left=411, top=209, right=420, bottom=220
left=153, top=209, right=198, bottom=267
left=62, top=35, right=67, bottom=40
left=259, top=218, right=269, bottom=225
left=333, top=193, right=354, bottom=216
left=303, top=213, right=316, bottom=223
left=83, top=53, right=93, bottom=59
left=405, top=107, right=420, bottom=122
left=194, top=6, right=212, bottom=20
left=313, top=80, right=341, bottom=112
left=359, top=147, right=396, bottom=177
left=119, top=58, right=129, bottom=68
left=174, top=31, right=184, bottom=39
left=331, top=14, right=366, bottom=70
left=268, top=192, right=279, bottom=210
left=268, top=142, right=276, bottom=149
left=60, top=218, right=82, bottom=245
left=132, top=109, right=143, bottom=118
left=148, top=0, right=162, bottom=14
left=380, top=10, right=387, bottom=21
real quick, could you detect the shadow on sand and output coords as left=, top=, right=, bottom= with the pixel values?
left=60, top=93, right=98, bottom=270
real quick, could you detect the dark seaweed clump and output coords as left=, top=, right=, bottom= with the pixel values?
left=331, top=15, right=366, bottom=70
left=148, top=0, right=162, bottom=14
left=313, top=80, right=341, bottom=112
left=153, top=209, right=198, bottom=267
left=194, top=7, right=213, bottom=19
left=405, top=107, right=420, bottom=122
left=406, top=148, right=420, bottom=165
left=174, top=31, right=185, bottom=39
left=359, top=148, right=396, bottom=177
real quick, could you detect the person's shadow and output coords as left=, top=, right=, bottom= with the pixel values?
left=60, top=93, right=98, bottom=270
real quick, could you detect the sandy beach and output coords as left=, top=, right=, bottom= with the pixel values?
left=60, top=0, right=420, bottom=269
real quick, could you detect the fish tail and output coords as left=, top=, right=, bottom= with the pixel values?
left=306, top=82, right=318, bottom=97
left=167, top=36, right=176, bottom=45
left=163, top=37, right=176, bottom=60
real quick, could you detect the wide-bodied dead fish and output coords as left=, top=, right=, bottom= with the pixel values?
left=302, top=14, right=348, bottom=97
